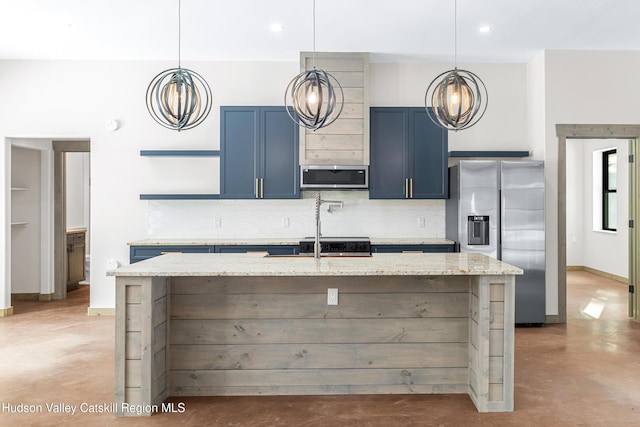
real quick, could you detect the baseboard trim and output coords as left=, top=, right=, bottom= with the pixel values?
left=545, top=314, right=561, bottom=324
left=88, top=307, right=115, bottom=316
left=0, top=307, right=14, bottom=317
left=11, top=293, right=55, bottom=301
left=12, top=293, right=42, bottom=301
left=567, top=265, right=627, bottom=283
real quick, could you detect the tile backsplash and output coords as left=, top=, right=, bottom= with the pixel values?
left=147, top=191, right=445, bottom=239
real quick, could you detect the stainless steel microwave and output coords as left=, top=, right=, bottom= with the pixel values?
left=300, top=165, right=369, bottom=189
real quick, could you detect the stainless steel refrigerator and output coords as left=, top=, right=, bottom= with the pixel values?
left=446, top=160, right=545, bottom=324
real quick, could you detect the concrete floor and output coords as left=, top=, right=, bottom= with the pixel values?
left=0, top=271, right=639, bottom=426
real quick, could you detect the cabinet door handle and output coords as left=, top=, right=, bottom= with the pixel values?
left=255, top=178, right=259, bottom=199
left=405, top=178, right=409, bottom=199
left=260, top=178, right=264, bottom=198
left=410, top=178, right=413, bottom=198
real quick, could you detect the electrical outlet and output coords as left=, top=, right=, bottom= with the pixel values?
left=213, top=217, right=222, bottom=228
left=327, top=288, right=338, bottom=305
left=282, top=217, right=290, bottom=228
left=418, top=217, right=426, bottom=228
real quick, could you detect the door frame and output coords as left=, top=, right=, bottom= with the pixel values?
left=52, top=140, right=90, bottom=300
left=556, top=124, right=640, bottom=322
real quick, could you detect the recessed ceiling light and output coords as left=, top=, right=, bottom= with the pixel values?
left=271, top=23, right=284, bottom=32
left=479, top=25, right=491, bottom=33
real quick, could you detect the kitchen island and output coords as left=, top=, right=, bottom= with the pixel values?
left=110, top=252, right=522, bottom=415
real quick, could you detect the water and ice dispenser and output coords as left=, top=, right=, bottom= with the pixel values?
left=467, top=215, right=490, bottom=245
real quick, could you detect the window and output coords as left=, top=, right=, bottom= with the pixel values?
left=602, top=149, right=617, bottom=231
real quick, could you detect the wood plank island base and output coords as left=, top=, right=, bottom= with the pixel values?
left=109, top=252, right=522, bottom=416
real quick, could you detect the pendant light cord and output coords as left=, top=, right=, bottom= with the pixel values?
left=454, top=0, right=457, bottom=69
left=178, top=0, right=182, bottom=69
left=312, top=0, right=316, bottom=68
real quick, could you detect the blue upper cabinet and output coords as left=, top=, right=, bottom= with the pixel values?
left=220, top=106, right=299, bottom=199
left=408, top=108, right=448, bottom=198
left=369, top=108, right=407, bottom=198
left=260, top=108, right=300, bottom=199
left=370, top=107, right=448, bottom=199
left=220, top=107, right=259, bottom=198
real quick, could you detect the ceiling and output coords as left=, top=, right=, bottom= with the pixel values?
left=1, top=0, right=639, bottom=63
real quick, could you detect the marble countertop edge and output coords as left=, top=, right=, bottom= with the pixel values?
left=109, top=253, right=523, bottom=277
left=127, top=238, right=457, bottom=246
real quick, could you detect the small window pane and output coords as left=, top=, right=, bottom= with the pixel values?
left=607, top=153, right=617, bottom=190
left=607, top=193, right=617, bottom=230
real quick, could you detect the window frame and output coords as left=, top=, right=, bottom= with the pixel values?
left=602, top=148, right=617, bottom=231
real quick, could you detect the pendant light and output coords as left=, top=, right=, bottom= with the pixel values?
left=146, top=0, right=212, bottom=131
left=285, top=0, right=343, bottom=131
left=425, top=0, right=487, bottom=131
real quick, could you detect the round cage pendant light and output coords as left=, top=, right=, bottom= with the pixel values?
left=425, top=0, right=487, bottom=131
left=285, top=0, right=343, bottom=131
left=146, top=0, right=212, bottom=131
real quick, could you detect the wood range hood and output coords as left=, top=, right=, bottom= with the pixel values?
left=298, top=52, right=370, bottom=167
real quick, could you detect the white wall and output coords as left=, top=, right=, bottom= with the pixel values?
left=1, top=141, right=9, bottom=309
left=566, top=141, right=584, bottom=266
left=371, top=62, right=529, bottom=155
left=526, top=51, right=546, bottom=160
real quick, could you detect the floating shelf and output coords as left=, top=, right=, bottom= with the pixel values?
left=139, top=194, right=220, bottom=200
left=448, top=151, right=530, bottom=158
left=139, top=150, right=220, bottom=200
left=140, top=150, right=220, bottom=157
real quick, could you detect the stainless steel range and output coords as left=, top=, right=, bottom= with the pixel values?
left=299, top=237, right=371, bottom=257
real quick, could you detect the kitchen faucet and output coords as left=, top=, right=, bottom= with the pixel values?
left=314, top=192, right=343, bottom=259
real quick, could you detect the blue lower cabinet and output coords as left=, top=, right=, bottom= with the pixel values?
left=130, top=244, right=299, bottom=262
left=130, top=244, right=453, bottom=263
left=372, top=244, right=455, bottom=253
left=215, top=245, right=299, bottom=255
left=129, top=245, right=213, bottom=263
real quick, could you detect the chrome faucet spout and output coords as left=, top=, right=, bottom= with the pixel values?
left=314, top=192, right=343, bottom=259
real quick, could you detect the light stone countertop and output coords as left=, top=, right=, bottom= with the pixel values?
left=127, top=238, right=301, bottom=246
left=127, top=238, right=456, bottom=246
left=109, top=252, right=522, bottom=277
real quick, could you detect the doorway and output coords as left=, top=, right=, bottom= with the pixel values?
left=53, top=141, right=90, bottom=300
left=556, top=124, right=640, bottom=322
left=7, top=138, right=90, bottom=305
